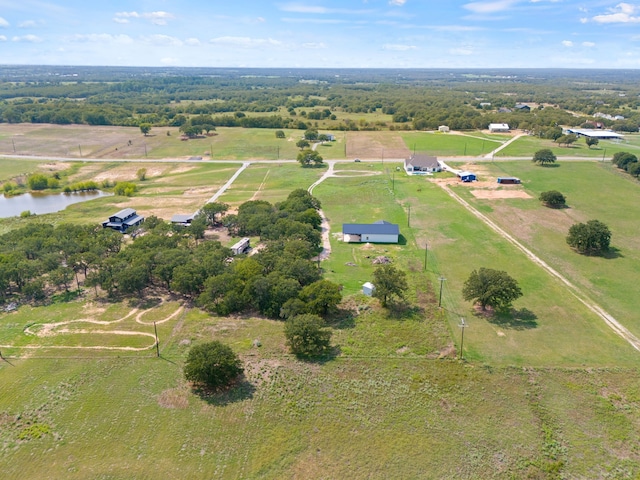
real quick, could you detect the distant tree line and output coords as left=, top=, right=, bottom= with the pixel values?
left=1, top=70, right=639, bottom=132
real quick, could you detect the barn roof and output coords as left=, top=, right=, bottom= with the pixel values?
left=112, top=208, right=136, bottom=219
left=343, top=221, right=399, bottom=235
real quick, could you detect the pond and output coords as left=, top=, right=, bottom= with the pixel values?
left=0, top=191, right=111, bottom=218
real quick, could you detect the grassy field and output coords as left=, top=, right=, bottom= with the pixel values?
left=401, top=131, right=508, bottom=156
left=451, top=160, right=640, bottom=340
left=497, top=133, right=640, bottom=158
left=315, top=167, right=637, bottom=367
left=2, top=152, right=640, bottom=477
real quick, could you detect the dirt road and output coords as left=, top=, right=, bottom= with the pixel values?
left=440, top=183, right=640, bottom=352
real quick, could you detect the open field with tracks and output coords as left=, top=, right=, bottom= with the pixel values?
left=2, top=127, right=640, bottom=478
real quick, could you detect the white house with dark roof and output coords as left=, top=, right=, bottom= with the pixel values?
left=343, top=220, right=399, bottom=244
left=404, top=154, right=441, bottom=175
left=102, top=208, right=144, bottom=233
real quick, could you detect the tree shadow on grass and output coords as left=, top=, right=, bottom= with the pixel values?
left=191, top=377, right=256, bottom=406
left=296, top=346, right=340, bottom=365
left=479, top=307, right=538, bottom=330
left=601, top=247, right=623, bottom=260
left=385, top=301, right=425, bottom=321
left=327, top=308, right=356, bottom=329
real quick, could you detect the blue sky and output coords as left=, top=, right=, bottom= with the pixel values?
left=1, top=1, right=640, bottom=68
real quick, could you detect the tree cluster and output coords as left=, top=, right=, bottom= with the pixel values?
left=0, top=190, right=340, bottom=319
left=612, top=152, right=640, bottom=178
left=566, top=220, right=611, bottom=255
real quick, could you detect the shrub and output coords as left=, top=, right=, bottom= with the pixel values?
left=284, top=314, right=332, bottom=357
left=184, top=341, right=243, bottom=390
left=539, top=190, right=566, bottom=208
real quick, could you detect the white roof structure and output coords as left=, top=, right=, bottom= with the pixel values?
left=565, top=129, right=624, bottom=139
left=489, top=123, right=510, bottom=131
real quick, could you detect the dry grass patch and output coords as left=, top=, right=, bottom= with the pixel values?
left=346, top=131, right=410, bottom=159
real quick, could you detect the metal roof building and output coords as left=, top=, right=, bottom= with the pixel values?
left=343, top=220, right=399, bottom=244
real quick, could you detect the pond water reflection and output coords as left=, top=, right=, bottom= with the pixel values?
left=0, top=191, right=110, bottom=218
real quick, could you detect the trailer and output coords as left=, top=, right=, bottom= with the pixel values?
left=497, top=177, right=521, bottom=184
left=231, top=238, right=251, bottom=255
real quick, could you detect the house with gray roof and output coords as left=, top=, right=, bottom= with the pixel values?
left=404, top=154, right=441, bottom=175
left=343, top=220, right=399, bottom=243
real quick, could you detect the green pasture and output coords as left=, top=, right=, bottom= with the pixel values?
left=315, top=169, right=637, bottom=367
left=401, top=131, right=505, bottom=156
left=2, top=155, right=640, bottom=477
left=2, top=306, right=640, bottom=478
left=458, top=161, right=640, bottom=339
left=218, top=163, right=324, bottom=205
left=497, top=133, right=640, bottom=158
left=0, top=158, right=49, bottom=182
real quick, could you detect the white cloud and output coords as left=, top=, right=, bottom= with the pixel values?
left=0, top=35, right=6, bottom=41
left=185, top=38, right=201, bottom=46
left=592, top=3, right=640, bottom=24
left=302, top=42, right=327, bottom=49
left=18, top=20, right=37, bottom=28
left=0, top=16, right=9, bottom=27
left=430, top=25, right=484, bottom=31
left=562, top=40, right=573, bottom=47
left=68, top=34, right=133, bottom=44
left=142, top=34, right=183, bottom=47
left=449, top=47, right=473, bottom=55
left=383, top=43, right=416, bottom=51
left=281, top=17, right=347, bottom=24
left=582, top=41, right=595, bottom=47
left=114, top=11, right=174, bottom=26
left=279, top=3, right=372, bottom=14
left=160, top=57, right=179, bottom=65
left=12, top=34, right=42, bottom=42
left=389, top=0, right=407, bottom=5
left=209, top=36, right=283, bottom=48
left=463, top=0, right=517, bottom=14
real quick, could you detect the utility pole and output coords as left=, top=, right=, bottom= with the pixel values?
left=277, top=145, right=280, bottom=160
left=438, top=276, right=446, bottom=307
left=78, top=145, right=82, bottom=157
left=153, top=322, right=160, bottom=357
left=602, top=148, right=607, bottom=162
left=423, top=241, right=428, bottom=271
left=458, top=318, right=467, bottom=360
left=407, top=204, right=411, bottom=227
left=12, top=138, right=16, bottom=153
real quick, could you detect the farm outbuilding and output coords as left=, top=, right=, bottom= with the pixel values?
left=102, top=208, right=144, bottom=233
left=564, top=129, right=624, bottom=140
left=438, top=125, right=450, bottom=132
left=171, top=213, right=195, bottom=226
left=343, top=220, right=399, bottom=244
left=362, top=282, right=375, bottom=296
left=497, top=177, right=521, bottom=184
left=458, top=171, right=477, bottom=182
left=489, top=123, right=510, bottom=132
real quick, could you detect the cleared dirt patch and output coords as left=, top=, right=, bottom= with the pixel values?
left=471, top=189, right=532, bottom=199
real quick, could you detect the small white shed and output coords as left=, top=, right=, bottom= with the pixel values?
left=438, top=125, right=450, bottom=132
left=362, top=282, right=375, bottom=296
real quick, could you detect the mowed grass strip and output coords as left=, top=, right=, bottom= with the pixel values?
left=316, top=167, right=637, bottom=366
left=462, top=160, right=640, bottom=339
